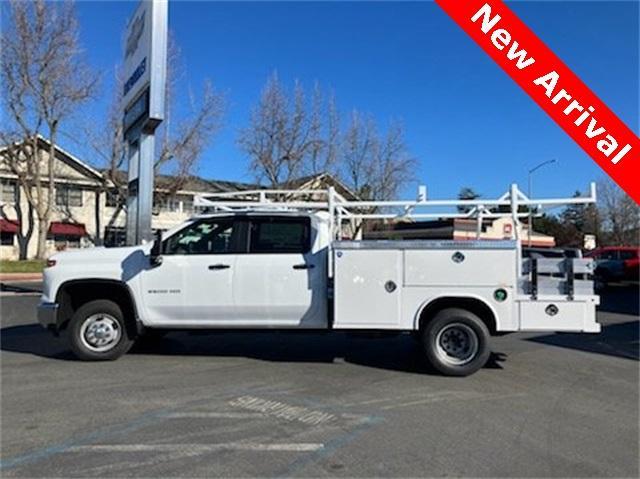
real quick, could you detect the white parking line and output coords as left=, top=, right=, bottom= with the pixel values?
left=68, top=443, right=324, bottom=453
left=343, top=391, right=449, bottom=407
left=381, top=391, right=527, bottom=410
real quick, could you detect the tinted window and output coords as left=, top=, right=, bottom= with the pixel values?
left=249, top=218, right=310, bottom=254
left=599, top=251, right=618, bottom=260
left=619, top=250, right=637, bottom=260
left=164, top=219, right=240, bottom=255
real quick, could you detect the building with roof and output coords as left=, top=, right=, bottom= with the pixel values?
left=0, top=137, right=354, bottom=260
left=1, top=137, right=556, bottom=260
left=364, top=216, right=555, bottom=247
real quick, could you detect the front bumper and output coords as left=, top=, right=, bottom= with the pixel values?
left=37, top=302, right=59, bottom=329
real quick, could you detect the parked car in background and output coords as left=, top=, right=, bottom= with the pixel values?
left=586, top=246, right=640, bottom=286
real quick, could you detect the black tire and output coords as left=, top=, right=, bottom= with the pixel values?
left=421, top=308, right=491, bottom=377
left=68, top=299, right=135, bottom=361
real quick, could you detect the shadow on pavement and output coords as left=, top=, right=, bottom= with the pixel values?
left=525, top=285, right=639, bottom=361
left=597, top=284, right=640, bottom=316
left=527, top=320, right=639, bottom=361
left=526, top=284, right=640, bottom=360
left=0, top=324, right=74, bottom=360
left=0, top=282, right=42, bottom=294
left=0, top=324, right=506, bottom=375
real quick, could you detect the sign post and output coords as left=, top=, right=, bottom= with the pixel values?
left=122, top=0, right=168, bottom=245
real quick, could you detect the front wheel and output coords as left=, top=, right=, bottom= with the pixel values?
left=421, top=308, right=490, bottom=376
left=68, top=299, right=135, bottom=361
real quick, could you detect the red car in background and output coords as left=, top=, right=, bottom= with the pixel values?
left=586, top=246, right=640, bottom=284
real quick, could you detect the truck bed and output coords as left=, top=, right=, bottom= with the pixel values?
left=331, top=239, right=599, bottom=333
left=332, top=240, right=518, bottom=331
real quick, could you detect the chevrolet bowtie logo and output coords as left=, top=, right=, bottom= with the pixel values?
left=125, top=10, right=145, bottom=59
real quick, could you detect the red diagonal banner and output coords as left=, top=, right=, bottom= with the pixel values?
left=435, top=0, right=639, bottom=204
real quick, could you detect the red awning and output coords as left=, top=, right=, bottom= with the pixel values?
left=0, top=219, right=19, bottom=234
left=48, top=222, right=86, bottom=236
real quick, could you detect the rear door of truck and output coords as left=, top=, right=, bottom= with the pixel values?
left=232, top=215, right=328, bottom=327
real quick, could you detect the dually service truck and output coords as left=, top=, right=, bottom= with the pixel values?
left=38, top=184, right=600, bottom=376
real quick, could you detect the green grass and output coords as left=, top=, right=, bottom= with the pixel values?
left=0, top=260, right=46, bottom=273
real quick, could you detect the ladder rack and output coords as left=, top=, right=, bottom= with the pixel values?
left=195, top=182, right=596, bottom=280
left=194, top=182, right=597, bottom=242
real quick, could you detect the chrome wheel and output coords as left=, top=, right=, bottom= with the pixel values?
left=435, top=322, right=479, bottom=366
left=79, top=313, right=121, bottom=353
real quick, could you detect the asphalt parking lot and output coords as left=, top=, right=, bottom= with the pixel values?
left=1, top=282, right=638, bottom=478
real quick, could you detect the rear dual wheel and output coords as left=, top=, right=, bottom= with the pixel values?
left=421, top=308, right=491, bottom=376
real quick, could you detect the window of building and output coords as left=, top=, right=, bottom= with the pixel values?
left=0, top=180, right=17, bottom=204
left=104, top=227, right=127, bottom=247
left=0, top=232, right=14, bottom=246
left=155, top=195, right=180, bottom=213
left=249, top=217, right=310, bottom=254
left=181, top=196, right=194, bottom=213
left=47, top=222, right=85, bottom=250
left=56, top=186, right=83, bottom=207
left=48, top=234, right=81, bottom=249
left=105, top=189, right=124, bottom=208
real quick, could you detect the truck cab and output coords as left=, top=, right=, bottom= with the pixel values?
left=141, top=212, right=329, bottom=328
left=40, top=211, right=330, bottom=330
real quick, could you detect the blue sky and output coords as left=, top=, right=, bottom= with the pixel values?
left=67, top=1, right=639, bottom=201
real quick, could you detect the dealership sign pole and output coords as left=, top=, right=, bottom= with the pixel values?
left=122, top=0, right=168, bottom=245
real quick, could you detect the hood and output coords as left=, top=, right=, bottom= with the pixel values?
left=50, top=244, right=151, bottom=264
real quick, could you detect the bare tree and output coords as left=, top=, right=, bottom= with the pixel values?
left=155, top=80, right=224, bottom=192
left=1, top=0, right=97, bottom=259
left=238, top=72, right=333, bottom=187
left=340, top=111, right=416, bottom=201
left=307, top=86, right=340, bottom=177
left=86, top=36, right=225, bottom=236
left=240, top=73, right=415, bottom=201
left=85, top=66, right=127, bottom=240
left=597, top=178, right=639, bottom=246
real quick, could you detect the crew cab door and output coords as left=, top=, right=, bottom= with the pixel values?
left=140, top=216, right=245, bottom=325
left=233, top=216, right=327, bottom=328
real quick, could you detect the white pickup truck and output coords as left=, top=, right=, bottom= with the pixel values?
left=37, top=185, right=600, bottom=376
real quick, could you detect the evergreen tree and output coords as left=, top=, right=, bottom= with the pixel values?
left=457, top=187, right=480, bottom=214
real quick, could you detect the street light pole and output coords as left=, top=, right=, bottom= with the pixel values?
left=527, top=159, right=557, bottom=247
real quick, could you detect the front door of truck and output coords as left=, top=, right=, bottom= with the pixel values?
left=233, top=216, right=327, bottom=328
left=141, top=217, right=245, bottom=325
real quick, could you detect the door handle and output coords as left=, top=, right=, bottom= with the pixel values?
left=208, top=264, right=230, bottom=270
left=293, top=263, right=314, bottom=270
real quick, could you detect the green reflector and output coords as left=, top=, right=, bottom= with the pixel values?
left=494, top=289, right=507, bottom=302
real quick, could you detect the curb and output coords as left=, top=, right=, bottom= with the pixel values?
left=0, top=273, right=43, bottom=282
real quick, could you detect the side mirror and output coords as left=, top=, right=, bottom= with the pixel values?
left=150, top=229, right=163, bottom=266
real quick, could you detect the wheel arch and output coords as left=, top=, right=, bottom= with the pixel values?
left=55, top=279, right=140, bottom=335
left=415, top=295, right=498, bottom=335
